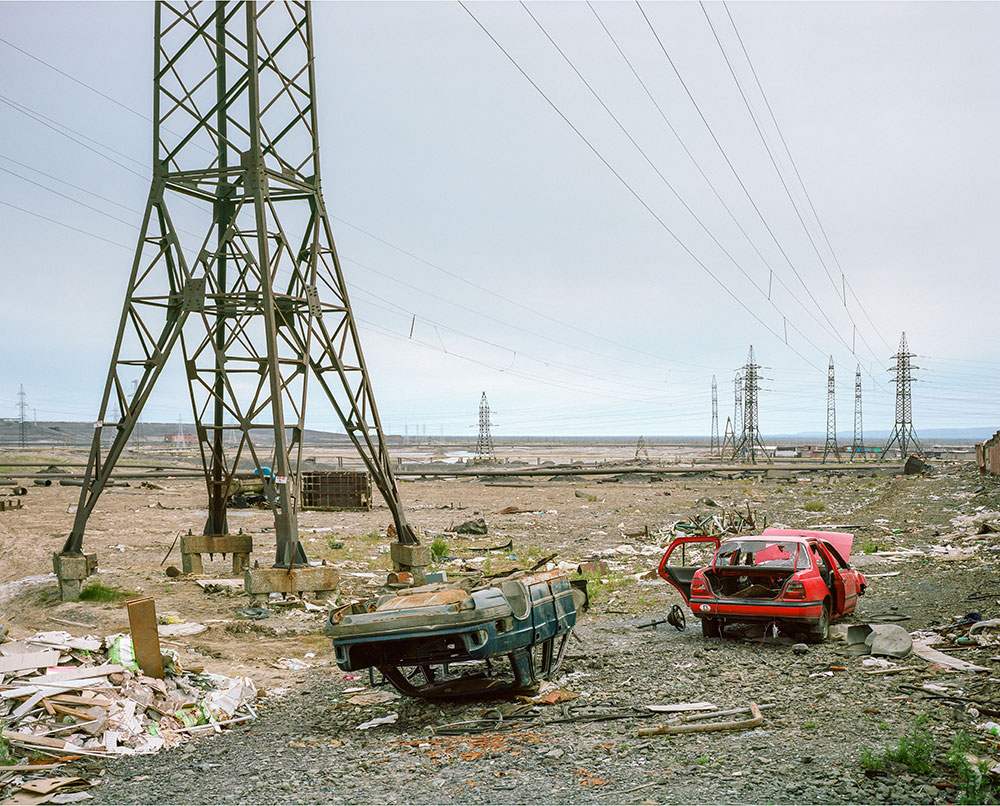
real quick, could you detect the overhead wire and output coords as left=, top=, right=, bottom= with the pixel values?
left=519, top=2, right=841, bottom=369
left=695, top=2, right=885, bottom=368
left=587, top=1, right=855, bottom=359
left=720, top=1, right=891, bottom=351
left=633, top=2, right=884, bottom=386
left=458, top=1, right=824, bottom=373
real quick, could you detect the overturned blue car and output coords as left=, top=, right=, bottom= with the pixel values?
left=326, top=569, right=579, bottom=698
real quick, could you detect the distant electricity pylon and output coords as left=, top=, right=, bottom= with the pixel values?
left=635, top=435, right=649, bottom=462
left=822, top=356, right=841, bottom=463
left=710, top=376, right=719, bottom=456
left=16, top=384, right=28, bottom=448
left=733, top=346, right=769, bottom=463
left=720, top=417, right=735, bottom=458
left=732, top=373, right=743, bottom=458
left=850, top=365, right=866, bottom=461
left=882, top=332, right=922, bottom=460
left=475, top=392, right=496, bottom=462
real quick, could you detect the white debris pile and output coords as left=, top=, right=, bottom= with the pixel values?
left=0, top=630, right=257, bottom=762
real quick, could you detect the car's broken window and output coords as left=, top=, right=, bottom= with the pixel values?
left=714, top=540, right=809, bottom=570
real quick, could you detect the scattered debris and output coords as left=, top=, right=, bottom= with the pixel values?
left=0, top=629, right=257, bottom=769
left=453, top=518, right=488, bottom=535
left=638, top=703, right=766, bottom=737
left=356, top=713, right=398, bottom=730
left=911, top=640, right=990, bottom=672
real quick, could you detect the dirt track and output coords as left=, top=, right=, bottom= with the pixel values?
left=2, top=455, right=999, bottom=803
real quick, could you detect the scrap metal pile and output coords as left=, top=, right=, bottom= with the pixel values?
left=666, top=503, right=765, bottom=538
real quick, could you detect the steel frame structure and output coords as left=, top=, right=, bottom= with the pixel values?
left=732, top=373, right=744, bottom=458
left=882, top=332, right=922, bottom=460
left=822, top=356, right=841, bottom=463
left=850, top=364, right=866, bottom=461
left=732, top=347, right=769, bottom=463
left=61, top=0, right=416, bottom=568
left=475, top=392, right=495, bottom=462
left=710, top=376, right=719, bottom=456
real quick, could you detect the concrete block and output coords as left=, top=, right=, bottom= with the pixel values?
left=181, top=534, right=253, bottom=575
left=244, top=565, right=340, bottom=604
left=52, top=552, right=97, bottom=602
left=389, top=542, right=431, bottom=568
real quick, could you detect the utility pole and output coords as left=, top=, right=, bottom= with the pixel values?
left=882, top=332, right=921, bottom=460
left=733, top=347, right=770, bottom=463
left=710, top=376, right=719, bottom=457
left=56, top=2, right=420, bottom=601
left=16, top=385, right=28, bottom=448
left=475, top=392, right=496, bottom=463
left=822, top=356, right=841, bottom=463
left=851, top=365, right=866, bottom=461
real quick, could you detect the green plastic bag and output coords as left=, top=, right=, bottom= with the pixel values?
left=106, top=634, right=139, bottom=672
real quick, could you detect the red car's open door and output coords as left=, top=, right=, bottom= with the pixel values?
left=657, top=536, right=721, bottom=603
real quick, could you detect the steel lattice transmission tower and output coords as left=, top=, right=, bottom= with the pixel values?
left=822, top=356, right=841, bottom=463
left=16, top=385, right=28, bottom=448
left=882, top=332, right=921, bottom=460
left=475, top=392, right=495, bottom=462
left=850, top=365, right=866, bottom=461
left=710, top=376, right=719, bottom=456
left=61, top=1, right=417, bottom=575
left=733, top=347, right=769, bottom=463
left=732, top=373, right=743, bottom=458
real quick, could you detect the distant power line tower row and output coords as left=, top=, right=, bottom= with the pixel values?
left=733, top=346, right=769, bottom=463
left=17, top=384, right=28, bottom=448
left=710, top=375, right=719, bottom=456
left=475, top=392, right=495, bottom=462
left=882, top=332, right=922, bottom=459
left=850, top=365, right=866, bottom=461
left=822, top=357, right=840, bottom=463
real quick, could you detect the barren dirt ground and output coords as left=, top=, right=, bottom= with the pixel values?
left=2, top=454, right=999, bottom=804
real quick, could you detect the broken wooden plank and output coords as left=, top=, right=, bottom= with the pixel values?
left=28, top=664, right=123, bottom=684
left=638, top=702, right=764, bottom=737
left=912, top=640, right=990, bottom=672
left=0, top=651, right=60, bottom=674
left=126, top=598, right=163, bottom=679
left=2, top=729, right=69, bottom=749
left=13, top=690, right=48, bottom=720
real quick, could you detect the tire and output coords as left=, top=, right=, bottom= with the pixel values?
left=701, top=617, right=721, bottom=638
left=808, top=602, right=830, bottom=643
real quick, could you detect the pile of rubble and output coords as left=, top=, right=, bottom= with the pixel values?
left=0, top=629, right=257, bottom=801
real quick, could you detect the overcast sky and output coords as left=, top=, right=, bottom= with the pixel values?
left=1, top=1, right=997, bottom=437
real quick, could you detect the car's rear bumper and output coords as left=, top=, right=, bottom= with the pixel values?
left=689, top=597, right=824, bottom=623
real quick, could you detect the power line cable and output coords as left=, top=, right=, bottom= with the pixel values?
left=459, top=1, right=822, bottom=373
left=0, top=199, right=132, bottom=251
left=585, top=1, right=863, bottom=367
left=721, top=1, right=891, bottom=351
left=696, top=2, right=884, bottom=367
left=520, top=2, right=840, bottom=368
left=635, top=2, right=879, bottom=380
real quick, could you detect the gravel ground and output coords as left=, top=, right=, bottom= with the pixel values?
left=7, top=464, right=999, bottom=804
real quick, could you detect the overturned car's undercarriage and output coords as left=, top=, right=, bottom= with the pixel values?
left=326, top=569, right=579, bottom=698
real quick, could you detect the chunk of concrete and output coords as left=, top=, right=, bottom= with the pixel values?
left=866, top=624, right=913, bottom=659
left=828, top=624, right=850, bottom=644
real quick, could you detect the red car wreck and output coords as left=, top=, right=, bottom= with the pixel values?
left=658, top=528, right=867, bottom=642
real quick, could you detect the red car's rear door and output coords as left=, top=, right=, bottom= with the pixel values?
left=657, top=536, right=721, bottom=603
